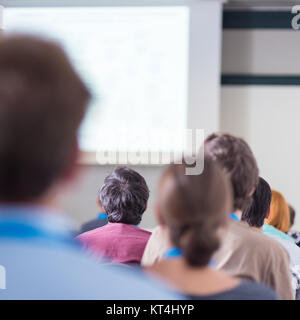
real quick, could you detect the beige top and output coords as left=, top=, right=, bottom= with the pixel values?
left=141, top=226, right=170, bottom=267
left=141, top=219, right=294, bottom=300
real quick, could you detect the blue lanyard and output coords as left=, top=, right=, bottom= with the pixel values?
left=98, top=213, right=107, bottom=220
left=164, top=247, right=183, bottom=259
left=0, top=220, right=79, bottom=248
left=229, top=213, right=240, bottom=221
left=164, top=247, right=215, bottom=267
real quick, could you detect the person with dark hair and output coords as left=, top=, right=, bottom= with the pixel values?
left=289, top=205, right=296, bottom=228
left=77, top=167, right=151, bottom=264
left=288, top=205, right=300, bottom=247
left=241, top=178, right=300, bottom=299
left=146, top=158, right=277, bottom=300
left=142, top=133, right=293, bottom=300
left=0, top=34, right=179, bottom=300
left=242, top=177, right=272, bottom=229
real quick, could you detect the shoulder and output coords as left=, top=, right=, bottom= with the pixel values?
left=137, top=227, right=152, bottom=236
left=229, top=220, right=288, bottom=253
left=76, top=224, right=108, bottom=241
left=228, top=280, right=278, bottom=300
left=0, top=242, right=181, bottom=299
left=149, top=226, right=168, bottom=240
left=264, top=224, right=294, bottom=242
left=141, top=226, right=170, bottom=266
left=118, top=223, right=151, bottom=234
left=188, top=280, right=278, bottom=300
left=145, top=226, right=169, bottom=251
left=124, top=225, right=152, bottom=241
left=220, top=220, right=291, bottom=268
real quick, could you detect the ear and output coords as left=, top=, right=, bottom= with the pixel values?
left=97, top=198, right=105, bottom=213
left=266, top=207, right=271, bottom=219
left=249, top=187, right=255, bottom=197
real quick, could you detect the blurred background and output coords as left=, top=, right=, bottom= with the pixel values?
left=1, top=0, right=300, bottom=231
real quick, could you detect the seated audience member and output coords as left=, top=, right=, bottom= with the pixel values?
left=79, top=198, right=108, bottom=234
left=146, top=158, right=277, bottom=300
left=242, top=177, right=300, bottom=299
left=0, top=35, right=180, bottom=300
left=288, top=205, right=300, bottom=247
left=142, top=133, right=294, bottom=300
left=263, top=190, right=294, bottom=242
left=77, top=167, right=151, bottom=264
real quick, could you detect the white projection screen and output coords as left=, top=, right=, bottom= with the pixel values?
left=1, top=0, right=224, bottom=164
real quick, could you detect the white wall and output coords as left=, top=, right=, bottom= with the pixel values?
left=222, top=30, right=300, bottom=75
left=221, top=28, right=300, bottom=230
left=221, top=87, right=300, bottom=229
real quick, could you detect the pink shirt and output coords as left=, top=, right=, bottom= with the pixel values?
left=77, top=223, right=151, bottom=264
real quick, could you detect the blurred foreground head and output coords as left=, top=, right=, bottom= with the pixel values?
left=156, top=157, right=233, bottom=268
left=0, top=34, right=90, bottom=202
left=204, top=133, right=259, bottom=211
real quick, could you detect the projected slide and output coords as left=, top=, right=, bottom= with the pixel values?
left=4, top=7, right=189, bottom=153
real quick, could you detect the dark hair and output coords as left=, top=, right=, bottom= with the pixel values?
left=241, top=177, right=271, bottom=228
left=99, top=167, right=149, bottom=225
left=204, top=133, right=259, bottom=211
left=0, top=35, right=90, bottom=202
left=289, top=205, right=295, bottom=228
left=158, top=157, right=233, bottom=268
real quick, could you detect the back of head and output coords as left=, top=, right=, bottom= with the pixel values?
left=157, top=157, right=233, bottom=268
left=242, top=177, right=271, bottom=228
left=99, top=167, right=149, bottom=225
left=288, top=205, right=295, bottom=229
left=266, top=190, right=290, bottom=233
left=0, top=34, right=90, bottom=202
left=204, top=133, right=259, bottom=211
